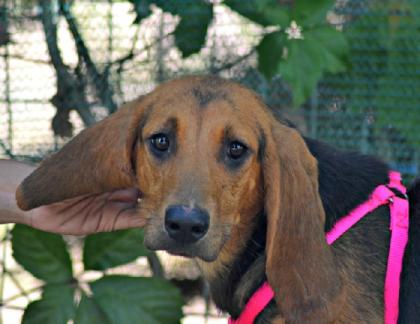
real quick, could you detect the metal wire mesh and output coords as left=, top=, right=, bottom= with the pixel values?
left=1, top=0, right=419, bottom=178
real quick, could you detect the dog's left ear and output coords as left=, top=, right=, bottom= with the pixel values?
left=263, top=122, right=343, bottom=323
left=16, top=97, right=146, bottom=210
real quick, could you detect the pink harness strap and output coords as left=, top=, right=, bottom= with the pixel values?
left=228, top=171, right=409, bottom=324
left=384, top=172, right=409, bottom=324
left=228, top=282, right=274, bottom=324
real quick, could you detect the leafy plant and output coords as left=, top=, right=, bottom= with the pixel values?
left=129, top=0, right=350, bottom=107
left=129, top=0, right=213, bottom=57
left=225, top=0, right=349, bottom=107
left=11, top=225, right=184, bottom=324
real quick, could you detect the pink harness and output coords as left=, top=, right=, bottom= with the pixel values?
left=229, top=171, right=409, bottom=324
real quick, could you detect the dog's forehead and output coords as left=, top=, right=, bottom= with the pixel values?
left=143, top=76, right=266, bottom=123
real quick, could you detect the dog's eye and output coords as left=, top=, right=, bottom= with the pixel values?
left=227, top=141, right=247, bottom=160
left=150, top=133, right=170, bottom=152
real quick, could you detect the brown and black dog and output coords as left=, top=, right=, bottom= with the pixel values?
left=16, top=76, right=420, bottom=323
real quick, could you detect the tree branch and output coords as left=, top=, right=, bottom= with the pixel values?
left=39, top=0, right=95, bottom=131
left=59, top=1, right=117, bottom=114
left=210, top=48, right=256, bottom=74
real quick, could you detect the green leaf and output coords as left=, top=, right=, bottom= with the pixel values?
left=279, top=38, right=325, bottom=106
left=307, top=26, right=349, bottom=74
left=130, top=0, right=153, bottom=24
left=131, top=1, right=214, bottom=57
left=257, top=25, right=348, bottom=107
left=152, top=0, right=183, bottom=16
left=83, top=275, right=184, bottom=324
left=75, top=294, right=111, bottom=324
left=11, top=225, right=72, bottom=283
left=224, top=0, right=289, bottom=27
left=22, top=284, right=75, bottom=324
left=83, top=229, right=149, bottom=271
left=292, top=0, right=335, bottom=27
left=174, top=2, right=213, bottom=57
left=257, top=31, right=286, bottom=79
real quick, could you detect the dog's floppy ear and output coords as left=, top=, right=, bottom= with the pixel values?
left=263, top=122, right=343, bottom=323
left=16, top=97, right=147, bottom=210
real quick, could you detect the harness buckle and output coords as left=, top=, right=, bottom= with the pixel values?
left=389, top=196, right=409, bottom=230
left=386, top=185, right=408, bottom=200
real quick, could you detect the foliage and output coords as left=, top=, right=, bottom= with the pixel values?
left=77, top=276, right=183, bottom=324
left=11, top=225, right=73, bottom=283
left=130, top=0, right=213, bottom=57
left=225, top=0, right=349, bottom=106
left=22, top=285, right=76, bottom=324
left=11, top=225, right=184, bottom=324
left=83, top=228, right=150, bottom=271
left=130, top=0, right=349, bottom=107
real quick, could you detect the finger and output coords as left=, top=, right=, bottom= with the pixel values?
left=26, top=193, right=93, bottom=212
left=108, top=188, right=140, bottom=202
left=112, top=208, right=147, bottom=230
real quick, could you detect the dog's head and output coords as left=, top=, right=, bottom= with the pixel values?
left=17, top=76, right=343, bottom=322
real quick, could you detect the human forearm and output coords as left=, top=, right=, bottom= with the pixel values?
left=0, top=159, right=35, bottom=192
left=0, top=160, right=35, bottom=225
left=0, top=191, right=27, bottom=225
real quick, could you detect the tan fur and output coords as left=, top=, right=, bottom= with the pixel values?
left=17, top=76, right=353, bottom=323
left=263, top=125, right=345, bottom=323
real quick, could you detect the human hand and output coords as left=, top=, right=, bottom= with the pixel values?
left=0, top=159, right=145, bottom=235
left=29, top=188, right=144, bottom=234
left=1, top=188, right=144, bottom=235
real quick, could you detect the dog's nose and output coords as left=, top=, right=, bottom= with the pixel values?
left=164, top=205, right=209, bottom=244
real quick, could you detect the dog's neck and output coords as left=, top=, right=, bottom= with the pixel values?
left=204, top=213, right=273, bottom=320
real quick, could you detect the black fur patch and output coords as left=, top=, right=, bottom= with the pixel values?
left=304, top=137, right=389, bottom=231
left=257, top=128, right=266, bottom=163
left=192, top=87, right=228, bottom=108
left=138, top=103, right=154, bottom=143
left=208, top=213, right=267, bottom=317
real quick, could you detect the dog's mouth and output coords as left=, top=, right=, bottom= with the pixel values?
left=143, top=220, right=233, bottom=262
left=143, top=232, right=222, bottom=262
left=165, top=249, right=194, bottom=259
left=145, top=240, right=219, bottom=262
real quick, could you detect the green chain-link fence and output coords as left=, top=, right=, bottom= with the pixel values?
left=1, top=1, right=419, bottom=177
